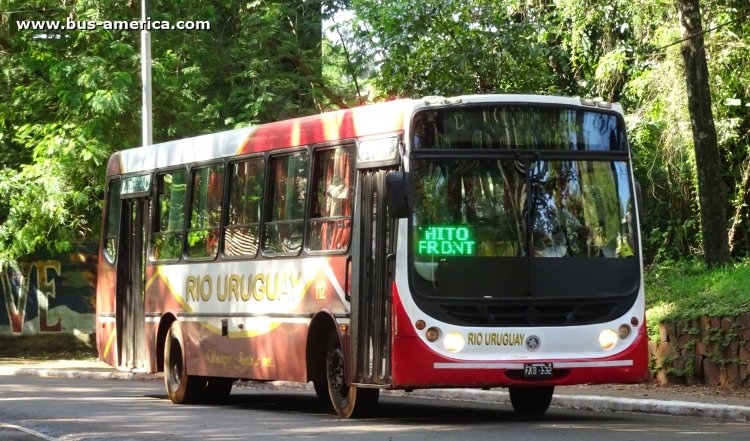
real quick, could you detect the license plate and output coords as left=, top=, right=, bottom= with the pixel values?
left=523, top=362, right=554, bottom=379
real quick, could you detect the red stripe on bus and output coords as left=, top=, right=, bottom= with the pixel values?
left=238, top=100, right=409, bottom=154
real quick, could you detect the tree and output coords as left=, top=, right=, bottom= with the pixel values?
left=677, top=0, right=730, bottom=266
left=0, top=0, right=340, bottom=267
left=341, top=0, right=564, bottom=98
left=339, top=0, right=750, bottom=264
left=0, top=1, right=139, bottom=266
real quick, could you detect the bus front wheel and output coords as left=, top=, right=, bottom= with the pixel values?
left=508, top=386, right=554, bottom=415
left=324, top=332, right=379, bottom=418
left=164, top=321, right=204, bottom=404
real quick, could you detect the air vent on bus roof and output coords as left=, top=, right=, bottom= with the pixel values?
left=423, top=96, right=463, bottom=106
left=580, top=98, right=613, bottom=109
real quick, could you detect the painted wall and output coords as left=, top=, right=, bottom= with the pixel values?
left=0, top=244, right=97, bottom=336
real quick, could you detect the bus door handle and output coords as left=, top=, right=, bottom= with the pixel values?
left=386, top=253, right=396, bottom=276
left=344, top=255, right=352, bottom=302
left=385, top=253, right=396, bottom=301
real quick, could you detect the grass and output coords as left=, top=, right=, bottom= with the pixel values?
left=645, top=258, right=750, bottom=339
left=0, top=334, right=98, bottom=360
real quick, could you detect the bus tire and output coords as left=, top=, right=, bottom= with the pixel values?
left=508, top=386, right=554, bottom=415
left=324, top=332, right=379, bottom=418
left=313, top=378, right=332, bottom=410
left=204, top=377, right=233, bottom=403
left=164, top=321, right=204, bottom=404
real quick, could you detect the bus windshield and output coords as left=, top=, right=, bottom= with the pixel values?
left=410, top=106, right=639, bottom=305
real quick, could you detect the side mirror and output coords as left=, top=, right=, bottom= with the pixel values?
left=385, top=171, right=410, bottom=218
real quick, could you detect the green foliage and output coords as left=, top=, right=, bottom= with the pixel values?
left=340, top=0, right=564, bottom=97
left=645, top=258, right=750, bottom=330
left=340, top=0, right=750, bottom=263
left=0, top=0, right=140, bottom=267
left=0, top=0, right=337, bottom=267
left=0, top=123, right=109, bottom=263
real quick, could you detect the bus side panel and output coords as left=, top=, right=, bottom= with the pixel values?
left=143, top=265, right=159, bottom=372
left=143, top=321, right=159, bottom=372
left=180, top=320, right=309, bottom=382
left=96, top=321, right=118, bottom=367
left=390, top=286, right=650, bottom=389
left=145, top=256, right=350, bottom=380
left=95, top=247, right=118, bottom=367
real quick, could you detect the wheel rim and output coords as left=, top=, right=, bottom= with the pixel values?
left=168, top=336, right=183, bottom=389
left=326, top=346, right=348, bottom=401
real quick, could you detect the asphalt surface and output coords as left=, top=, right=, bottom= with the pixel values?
left=1, top=358, right=748, bottom=423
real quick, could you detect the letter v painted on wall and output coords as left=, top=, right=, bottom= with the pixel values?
left=1, top=264, right=32, bottom=333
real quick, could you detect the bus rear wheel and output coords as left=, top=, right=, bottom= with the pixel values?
left=204, top=377, right=233, bottom=403
left=164, top=321, right=204, bottom=404
left=508, top=386, right=554, bottom=415
left=324, top=332, right=379, bottom=418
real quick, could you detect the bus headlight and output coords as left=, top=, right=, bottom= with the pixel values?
left=599, top=329, right=618, bottom=350
left=443, top=332, right=465, bottom=353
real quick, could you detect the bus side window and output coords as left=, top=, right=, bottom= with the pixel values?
left=224, top=157, right=264, bottom=258
left=263, top=151, right=309, bottom=256
left=103, top=179, right=121, bottom=264
left=151, top=169, right=187, bottom=261
left=306, top=145, right=355, bottom=252
left=186, top=163, right=224, bottom=260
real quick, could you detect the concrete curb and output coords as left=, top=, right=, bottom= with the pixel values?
left=554, top=394, right=750, bottom=423
left=0, top=366, right=153, bottom=381
left=400, top=388, right=750, bottom=423
left=3, top=367, right=749, bottom=423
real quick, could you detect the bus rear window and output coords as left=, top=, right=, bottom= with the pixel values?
left=151, top=169, right=187, bottom=261
left=187, top=164, right=224, bottom=260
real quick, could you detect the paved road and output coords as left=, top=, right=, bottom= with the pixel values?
left=2, top=359, right=749, bottom=422
left=0, top=376, right=748, bottom=441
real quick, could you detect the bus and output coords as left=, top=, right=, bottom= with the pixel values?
left=96, top=94, right=648, bottom=418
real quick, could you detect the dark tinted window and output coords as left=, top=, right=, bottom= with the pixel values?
left=412, top=106, right=625, bottom=151
left=263, top=151, right=309, bottom=256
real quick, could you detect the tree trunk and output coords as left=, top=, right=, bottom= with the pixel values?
left=677, top=0, right=730, bottom=266
left=727, top=158, right=750, bottom=255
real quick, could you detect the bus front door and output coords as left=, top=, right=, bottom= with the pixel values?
left=115, top=197, right=148, bottom=370
left=351, top=169, right=394, bottom=386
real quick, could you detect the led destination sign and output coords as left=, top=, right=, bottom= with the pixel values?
left=417, top=226, right=476, bottom=256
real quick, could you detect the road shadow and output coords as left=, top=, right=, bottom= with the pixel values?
left=148, top=388, right=622, bottom=425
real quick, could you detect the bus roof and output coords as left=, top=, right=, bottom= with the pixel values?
left=106, top=94, right=623, bottom=176
left=107, top=99, right=413, bottom=176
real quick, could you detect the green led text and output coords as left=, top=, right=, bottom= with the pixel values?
left=418, top=226, right=476, bottom=256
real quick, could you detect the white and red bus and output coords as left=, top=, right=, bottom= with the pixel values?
left=96, top=94, right=648, bottom=417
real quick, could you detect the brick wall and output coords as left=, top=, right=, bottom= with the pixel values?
left=650, top=314, right=750, bottom=389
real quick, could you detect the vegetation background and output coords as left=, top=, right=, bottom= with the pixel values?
left=1, top=0, right=749, bottom=331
